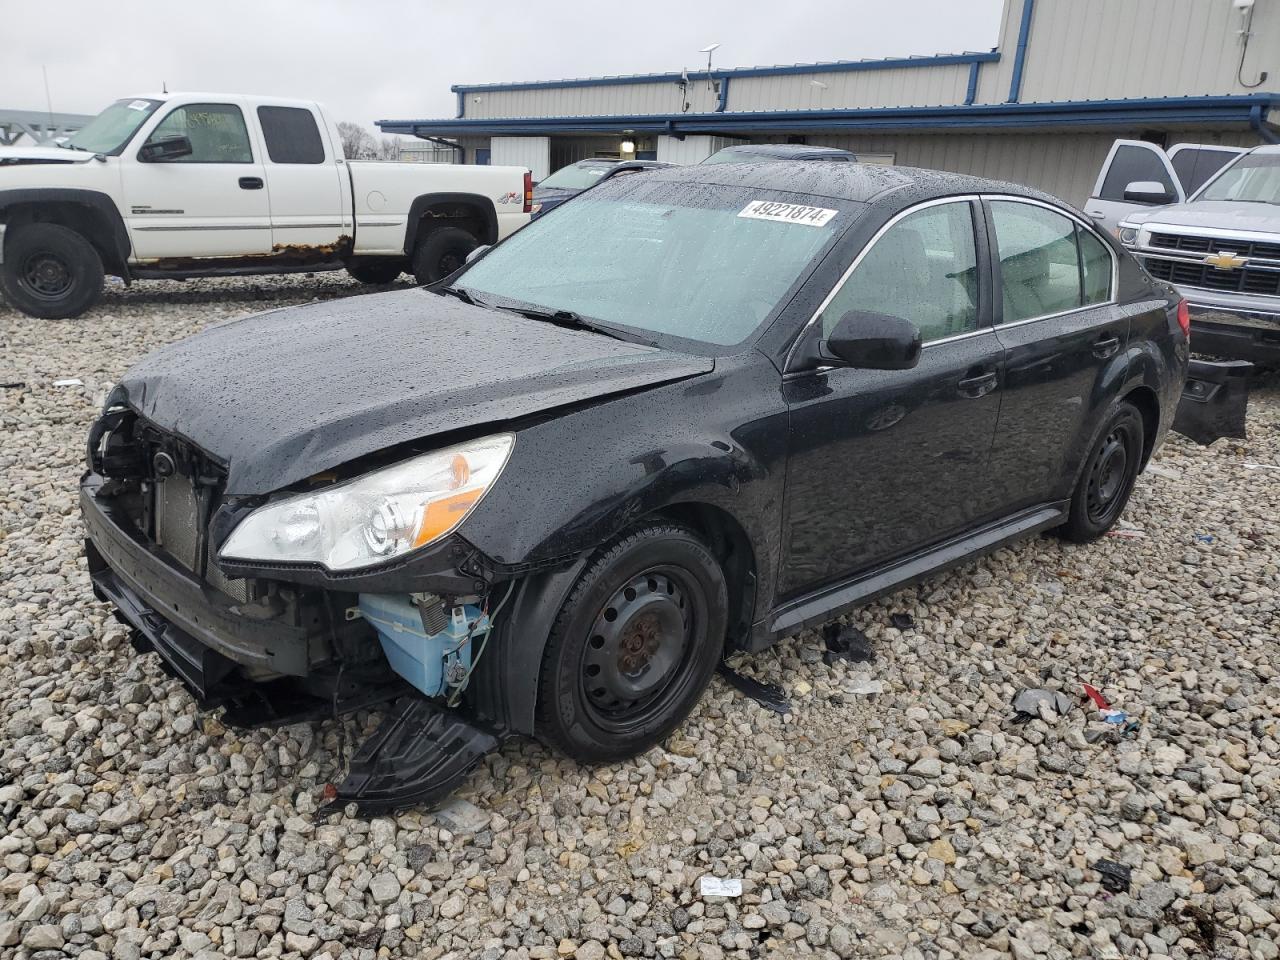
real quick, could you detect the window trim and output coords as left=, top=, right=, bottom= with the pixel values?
left=983, top=194, right=1118, bottom=329
left=136, top=102, right=254, bottom=165
left=785, top=195, right=984, bottom=372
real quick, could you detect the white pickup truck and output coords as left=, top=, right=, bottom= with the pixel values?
left=0, top=93, right=531, bottom=318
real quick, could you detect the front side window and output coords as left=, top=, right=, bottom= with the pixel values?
left=67, top=99, right=161, bottom=155
left=990, top=201, right=1085, bottom=323
left=1197, top=153, right=1280, bottom=205
left=1099, top=144, right=1176, bottom=202
left=818, top=201, right=979, bottom=343
left=257, top=106, right=325, bottom=164
left=459, top=181, right=850, bottom=349
left=143, top=104, right=252, bottom=163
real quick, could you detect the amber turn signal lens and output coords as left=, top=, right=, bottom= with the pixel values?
left=412, top=488, right=484, bottom=547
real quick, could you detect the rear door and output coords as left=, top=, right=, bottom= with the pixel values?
left=983, top=197, right=1126, bottom=510
left=120, top=101, right=272, bottom=259
left=255, top=104, right=349, bottom=252
left=1083, top=140, right=1183, bottom=232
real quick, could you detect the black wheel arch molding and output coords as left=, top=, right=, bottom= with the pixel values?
left=0, top=187, right=133, bottom=278
left=402, top=192, right=499, bottom=256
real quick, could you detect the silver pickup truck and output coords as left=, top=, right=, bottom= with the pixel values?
left=1085, top=141, right=1280, bottom=365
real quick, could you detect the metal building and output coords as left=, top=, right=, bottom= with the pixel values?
left=379, top=0, right=1280, bottom=206
left=0, top=109, right=93, bottom=147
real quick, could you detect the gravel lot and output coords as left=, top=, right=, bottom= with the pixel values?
left=2, top=275, right=1278, bottom=960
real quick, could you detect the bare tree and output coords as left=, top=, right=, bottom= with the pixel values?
left=336, top=121, right=377, bottom=160
left=375, top=137, right=402, bottom=161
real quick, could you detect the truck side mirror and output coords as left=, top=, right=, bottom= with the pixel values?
left=823, top=311, right=922, bottom=370
left=139, top=136, right=194, bottom=163
left=1123, top=180, right=1174, bottom=205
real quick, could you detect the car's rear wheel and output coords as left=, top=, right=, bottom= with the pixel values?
left=535, top=524, right=728, bottom=763
left=1059, top=401, right=1144, bottom=543
left=411, top=226, right=478, bottom=285
left=0, top=223, right=104, bottom=319
left=346, top=260, right=404, bottom=284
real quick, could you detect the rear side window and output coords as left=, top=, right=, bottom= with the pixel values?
left=1099, top=144, right=1176, bottom=201
left=144, top=103, right=252, bottom=163
left=1171, top=148, right=1240, bottom=195
left=820, top=200, right=979, bottom=343
left=257, top=106, right=325, bottom=164
left=990, top=202, right=1081, bottom=322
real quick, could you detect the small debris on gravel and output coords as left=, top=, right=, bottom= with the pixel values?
left=2, top=274, right=1279, bottom=960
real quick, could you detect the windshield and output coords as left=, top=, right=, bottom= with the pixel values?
left=459, top=180, right=850, bottom=348
left=539, top=162, right=613, bottom=190
left=68, top=99, right=162, bottom=155
left=1197, top=153, right=1280, bottom=205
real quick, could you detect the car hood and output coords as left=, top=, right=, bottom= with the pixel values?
left=115, top=288, right=714, bottom=494
left=0, top=145, right=97, bottom=165
left=1122, top=200, right=1280, bottom=234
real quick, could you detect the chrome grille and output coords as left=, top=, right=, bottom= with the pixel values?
left=1143, top=256, right=1280, bottom=297
left=1150, top=232, right=1280, bottom=261
left=155, top=476, right=201, bottom=571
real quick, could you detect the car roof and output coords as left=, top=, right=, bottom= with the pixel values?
left=120, top=92, right=320, bottom=110
left=627, top=159, right=1054, bottom=206
left=716, top=143, right=855, bottom=160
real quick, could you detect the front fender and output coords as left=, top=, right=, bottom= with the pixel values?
left=0, top=187, right=131, bottom=274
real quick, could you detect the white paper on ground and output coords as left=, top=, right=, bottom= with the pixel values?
left=700, top=876, right=743, bottom=897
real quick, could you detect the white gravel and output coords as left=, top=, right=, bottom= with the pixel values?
left=1, top=275, right=1279, bottom=960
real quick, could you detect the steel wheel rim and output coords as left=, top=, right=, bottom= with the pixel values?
left=580, top=566, right=698, bottom=732
left=21, top=252, right=74, bottom=300
left=438, top=251, right=465, bottom=275
left=1087, top=426, right=1130, bottom=524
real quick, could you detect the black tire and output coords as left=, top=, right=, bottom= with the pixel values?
left=0, top=223, right=104, bottom=319
left=411, top=226, right=478, bottom=285
left=535, top=524, right=729, bottom=764
left=1059, top=401, right=1145, bottom=543
left=346, top=261, right=404, bottom=285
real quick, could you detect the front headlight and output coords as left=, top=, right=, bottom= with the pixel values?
left=219, top=434, right=513, bottom=571
left=1117, top=225, right=1139, bottom=246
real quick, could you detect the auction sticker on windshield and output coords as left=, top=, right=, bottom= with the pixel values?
left=738, top=200, right=837, bottom=227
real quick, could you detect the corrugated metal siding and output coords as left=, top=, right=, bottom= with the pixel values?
left=981, top=0, right=1280, bottom=104
left=464, top=82, right=718, bottom=119
left=727, top=64, right=973, bottom=111
left=805, top=129, right=1263, bottom=208
left=489, top=137, right=550, bottom=180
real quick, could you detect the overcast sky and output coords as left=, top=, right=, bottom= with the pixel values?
left=5, top=0, right=1005, bottom=136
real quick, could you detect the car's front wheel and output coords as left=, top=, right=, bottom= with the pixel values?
left=1059, top=401, right=1145, bottom=542
left=535, top=523, right=728, bottom=763
left=0, top=223, right=104, bottom=319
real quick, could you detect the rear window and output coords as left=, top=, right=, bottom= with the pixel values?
left=257, top=106, right=325, bottom=164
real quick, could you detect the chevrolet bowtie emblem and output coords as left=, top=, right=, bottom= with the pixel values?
left=1204, top=251, right=1247, bottom=271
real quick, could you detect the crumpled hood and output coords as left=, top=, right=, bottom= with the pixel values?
left=1123, top=200, right=1280, bottom=235
left=0, top=145, right=97, bottom=165
left=116, top=288, right=713, bottom=494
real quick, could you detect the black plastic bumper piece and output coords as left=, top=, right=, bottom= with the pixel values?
left=1190, top=315, right=1280, bottom=366
left=327, top=697, right=501, bottom=816
left=1173, top=359, right=1253, bottom=446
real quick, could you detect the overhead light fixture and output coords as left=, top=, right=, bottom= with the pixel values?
left=620, top=139, right=636, bottom=153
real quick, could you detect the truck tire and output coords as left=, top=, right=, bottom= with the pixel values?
left=411, top=226, right=478, bottom=285
left=346, top=261, right=404, bottom=285
left=0, top=223, right=105, bottom=320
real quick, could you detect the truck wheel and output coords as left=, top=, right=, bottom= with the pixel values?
left=411, top=226, right=478, bottom=285
left=0, top=223, right=104, bottom=319
left=535, top=524, right=728, bottom=764
left=1058, top=401, right=1144, bottom=543
left=346, top=261, right=404, bottom=285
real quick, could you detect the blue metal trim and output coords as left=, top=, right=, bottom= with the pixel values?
left=377, top=93, right=1280, bottom=138
left=455, top=90, right=465, bottom=119
left=1007, top=0, right=1035, bottom=103
left=1250, top=103, right=1280, bottom=144
left=716, top=76, right=730, bottom=113
left=964, top=61, right=981, bottom=106
left=447, top=52, right=1002, bottom=95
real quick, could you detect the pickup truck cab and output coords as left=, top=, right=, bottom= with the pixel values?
left=1087, top=141, right=1280, bottom=364
left=0, top=93, right=531, bottom=318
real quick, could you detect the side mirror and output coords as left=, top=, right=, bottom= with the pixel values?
left=465, top=245, right=490, bottom=264
left=139, top=135, right=193, bottom=163
left=1123, top=180, right=1174, bottom=205
left=824, top=311, right=922, bottom=370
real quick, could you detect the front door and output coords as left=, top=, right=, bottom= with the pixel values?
left=1083, top=139, right=1183, bottom=233
left=121, top=101, right=272, bottom=259
left=983, top=198, right=1129, bottom=510
left=780, top=198, right=1004, bottom=598
left=255, top=104, right=349, bottom=251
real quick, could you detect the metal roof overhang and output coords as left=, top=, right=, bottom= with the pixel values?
left=379, top=94, right=1280, bottom=140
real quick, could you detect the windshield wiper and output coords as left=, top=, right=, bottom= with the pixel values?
left=493, top=304, right=656, bottom=347
left=435, top=285, right=485, bottom=307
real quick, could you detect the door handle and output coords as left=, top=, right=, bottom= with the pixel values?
left=238, top=177, right=264, bottom=190
left=1092, top=334, right=1121, bottom=358
left=957, top=370, right=998, bottom=398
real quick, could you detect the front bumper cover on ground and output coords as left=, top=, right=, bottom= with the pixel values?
left=1173, top=359, right=1253, bottom=446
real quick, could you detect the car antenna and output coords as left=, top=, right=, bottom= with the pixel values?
left=162, top=80, right=168, bottom=94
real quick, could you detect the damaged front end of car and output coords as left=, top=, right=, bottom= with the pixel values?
left=81, top=401, right=534, bottom=815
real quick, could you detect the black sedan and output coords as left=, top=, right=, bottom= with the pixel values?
left=82, top=161, right=1201, bottom=812
left=531, top=158, right=671, bottom=219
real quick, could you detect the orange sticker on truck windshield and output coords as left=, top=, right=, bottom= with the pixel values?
left=738, top=200, right=837, bottom=227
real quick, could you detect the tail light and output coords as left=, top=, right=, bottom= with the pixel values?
left=523, top=171, right=533, bottom=214
left=1176, top=299, right=1190, bottom=340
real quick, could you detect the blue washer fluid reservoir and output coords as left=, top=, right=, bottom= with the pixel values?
left=358, top=595, right=487, bottom=697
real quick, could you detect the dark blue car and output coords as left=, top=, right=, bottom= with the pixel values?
left=531, top=159, right=671, bottom=219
